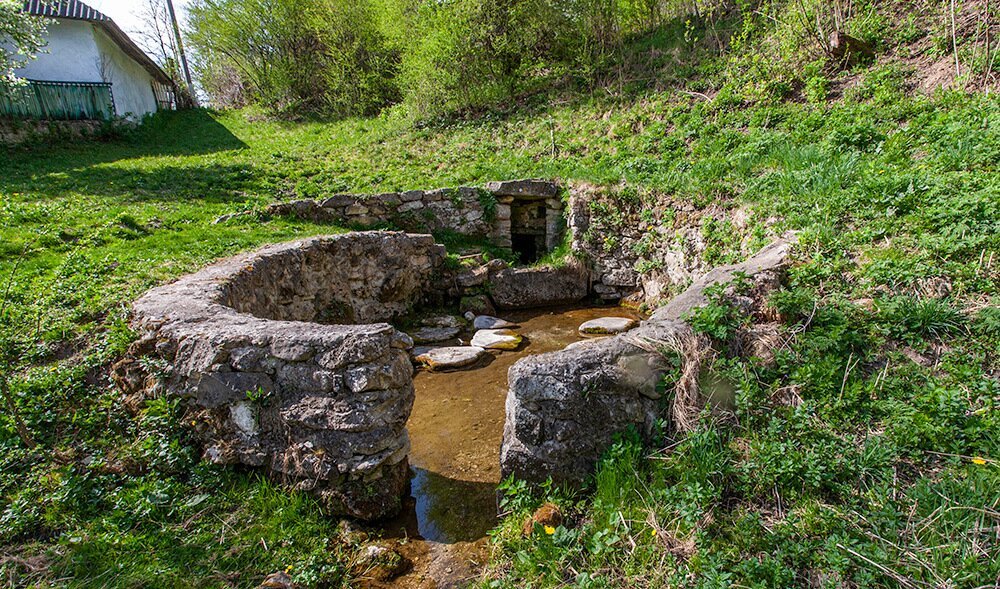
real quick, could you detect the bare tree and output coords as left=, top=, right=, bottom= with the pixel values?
left=132, top=0, right=197, bottom=107
left=97, top=53, right=113, bottom=84
left=133, top=0, right=180, bottom=75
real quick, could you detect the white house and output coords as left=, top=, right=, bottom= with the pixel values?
left=3, top=0, right=175, bottom=120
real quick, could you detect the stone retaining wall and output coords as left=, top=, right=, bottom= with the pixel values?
left=112, top=232, right=449, bottom=520
left=222, top=179, right=565, bottom=255
left=567, top=183, right=764, bottom=306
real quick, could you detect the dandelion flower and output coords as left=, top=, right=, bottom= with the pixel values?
left=285, top=565, right=294, bottom=573
left=544, top=525, right=556, bottom=535
left=972, top=457, right=987, bottom=465
left=650, top=529, right=657, bottom=538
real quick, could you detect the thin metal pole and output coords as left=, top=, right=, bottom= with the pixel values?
left=165, top=0, right=198, bottom=106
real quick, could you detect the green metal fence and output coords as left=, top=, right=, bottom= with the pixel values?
left=0, top=80, right=115, bottom=120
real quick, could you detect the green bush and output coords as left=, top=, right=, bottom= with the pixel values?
left=188, top=0, right=398, bottom=117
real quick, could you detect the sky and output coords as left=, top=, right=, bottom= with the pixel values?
left=86, top=0, right=193, bottom=40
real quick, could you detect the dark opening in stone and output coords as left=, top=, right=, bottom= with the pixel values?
left=510, top=200, right=548, bottom=264
left=511, top=233, right=539, bottom=264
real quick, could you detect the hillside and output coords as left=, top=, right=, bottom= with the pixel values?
left=1, top=2, right=999, bottom=587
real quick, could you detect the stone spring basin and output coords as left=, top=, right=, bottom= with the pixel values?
left=112, top=232, right=450, bottom=520
left=112, top=228, right=796, bottom=521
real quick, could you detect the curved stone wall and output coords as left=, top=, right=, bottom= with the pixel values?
left=112, top=232, right=448, bottom=520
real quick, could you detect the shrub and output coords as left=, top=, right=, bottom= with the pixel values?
left=187, top=0, right=398, bottom=118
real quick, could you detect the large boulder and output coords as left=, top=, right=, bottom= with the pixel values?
left=500, top=235, right=797, bottom=485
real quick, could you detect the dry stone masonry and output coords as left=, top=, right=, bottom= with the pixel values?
left=113, top=232, right=450, bottom=520
left=220, top=179, right=567, bottom=265
left=115, top=176, right=799, bottom=521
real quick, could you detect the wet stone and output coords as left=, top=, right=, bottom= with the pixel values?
left=579, top=317, right=639, bottom=335
left=473, top=315, right=518, bottom=330
left=409, top=326, right=461, bottom=344
left=471, top=329, right=523, bottom=350
left=412, top=346, right=488, bottom=371
left=420, top=315, right=465, bottom=329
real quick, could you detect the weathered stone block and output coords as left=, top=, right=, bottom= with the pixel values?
left=397, top=200, right=424, bottom=213
left=486, top=179, right=559, bottom=198
left=344, top=351, right=412, bottom=393
left=500, top=235, right=797, bottom=486
left=490, top=263, right=589, bottom=310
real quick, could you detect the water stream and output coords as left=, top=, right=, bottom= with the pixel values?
left=375, top=306, right=642, bottom=588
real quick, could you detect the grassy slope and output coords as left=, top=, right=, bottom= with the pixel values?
left=2, top=11, right=1000, bottom=589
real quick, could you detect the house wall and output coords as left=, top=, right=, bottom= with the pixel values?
left=13, top=19, right=102, bottom=82
left=13, top=18, right=159, bottom=119
left=91, top=26, right=159, bottom=118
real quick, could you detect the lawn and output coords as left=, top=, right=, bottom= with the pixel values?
left=1, top=64, right=999, bottom=586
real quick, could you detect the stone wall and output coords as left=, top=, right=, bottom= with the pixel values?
left=220, top=233, right=449, bottom=324
left=567, top=183, right=760, bottom=306
left=0, top=118, right=114, bottom=146
left=219, top=179, right=565, bottom=257
left=112, top=232, right=449, bottom=520
left=500, top=235, right=796, bottom=485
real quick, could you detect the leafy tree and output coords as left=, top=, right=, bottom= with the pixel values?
left=0, top=0, right=47, bottom=92
left=187, top=0, right=397, bottom=117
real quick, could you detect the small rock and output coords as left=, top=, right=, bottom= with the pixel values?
left=471, top=329, right=523, bottom=351
left=473, top=315, right=517, bottom=330
left=409, top=326, right=461, bottom=344
left=420, top=315, right=464, bottom=329
left=258, top=571, right=293, bottom=589
left=460, top=294, right=496, bottom=316
left=413, top=346, right=488, bottom=371
left=828, top=31, right=874, bottom=66
left=464, top=311, right=477, bottom=322
left=579, top=317, right=638, bottom=335
left=391, top=331, right=414, bottom=350
left=352, top=543, right=410, bottom=582
left=522, top=502, right=563, bottom=536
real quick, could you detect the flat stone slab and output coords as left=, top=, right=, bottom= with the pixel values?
left=485, top=179, right=559, bottom=198
left=579, top=317, right=639, bottom=335
left=471, top=329, right=523, bottom=350
left=409, top=326, right=461, bottom=344
left=473, top=315, right=518, bottom=330
left=412, top=346, right=488, bottom=371
left=490, top=263, right=589, bottom=310
left=421, top=315, right=465, bottom=329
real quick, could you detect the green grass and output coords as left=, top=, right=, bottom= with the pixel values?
left=2, top=13, right=1000, bottom=587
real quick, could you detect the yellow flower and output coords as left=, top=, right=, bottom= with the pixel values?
left=285, top=565, right=294, bottom=573
left=650, top=529, right=657, bottom=538
left=543, top=525, right=556, bottom=535
left=972, top=457, right=987, bottom=465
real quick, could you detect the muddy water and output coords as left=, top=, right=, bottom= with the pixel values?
left=376, top=306, right=642, bottom=589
